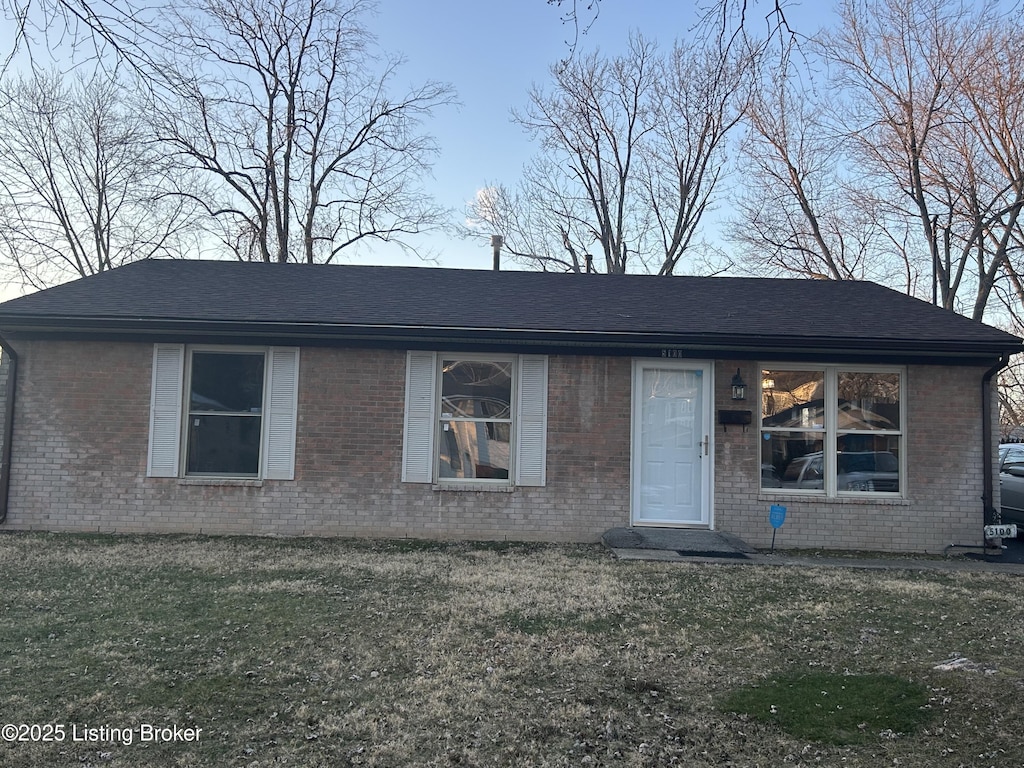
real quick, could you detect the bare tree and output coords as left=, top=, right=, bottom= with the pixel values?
left=1, top=0, right=172, bottom=82
left=732, top=0, right=1024, bottom=326
left=470, top=180, right=593, bottom=273
left=467, top=28, right=756, bottom=274
left=0, top=68, right=205, bottom=289
left=820, top=0, right=1023, bottom=321
left=509, top=34, right=658, bottom=274
left=546, top=0, right=796, bottom=44
left=731, top=54, right=914, bottom=288
left=643, top=32, right=756, bottom=275
left=946, top=18, right=1024, bottom=321
left=546, top=0, right=602, bottom=56
left=1000, top=355, right=1024, bottom=439
left=3, top=0, right=791, bottom=74
left=148, top=0, right=453, bottom=264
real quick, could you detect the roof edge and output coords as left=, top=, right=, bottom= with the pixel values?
left=1, top=315, right=1019, bottom=362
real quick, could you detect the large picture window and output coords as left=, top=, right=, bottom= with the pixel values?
left=761, top=366, right=903, bottom=495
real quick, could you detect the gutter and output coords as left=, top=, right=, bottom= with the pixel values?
left=982, top=352, right=1012, bottom=526
left=0, top=333, right=16, bottom=524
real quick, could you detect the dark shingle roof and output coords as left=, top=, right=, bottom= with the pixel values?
left=0, top=260, right=1018, bottom=360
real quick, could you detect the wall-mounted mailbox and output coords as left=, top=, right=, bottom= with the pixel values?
left=718, top=409, right=752, bottom=427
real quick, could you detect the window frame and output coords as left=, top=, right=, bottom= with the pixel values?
left=760, top=364, right=906, bottom=498
left=436, top=354, right=516, bottom=484
left=183, top=346, right=269, bottom=479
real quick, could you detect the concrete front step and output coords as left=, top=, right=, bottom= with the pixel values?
left=601, top=527, right=758, bottom=559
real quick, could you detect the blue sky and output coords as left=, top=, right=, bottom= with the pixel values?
left=369, top=0, right=832, bottom=271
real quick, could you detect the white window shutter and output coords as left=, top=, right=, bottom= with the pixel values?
left=403, top=351, right=437, bottom=483
left=515, top=355, right=548, bottom=487
left=263, top=347, right=300, bottom=480
left=147, top=344, right=184, bottom=477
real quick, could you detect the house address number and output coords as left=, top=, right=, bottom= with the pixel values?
left=984, top=524, right=1017, bottom=539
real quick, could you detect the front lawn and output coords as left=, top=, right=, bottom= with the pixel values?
left=0, top=533, right=1021, bottom=766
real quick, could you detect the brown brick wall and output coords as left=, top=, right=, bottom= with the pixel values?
left=0, top=341, right=995, bottom=551
left=2, top=341, right=631, bottom=541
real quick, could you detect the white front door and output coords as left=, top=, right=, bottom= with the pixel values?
left=631, top=361, right=712, bottom=527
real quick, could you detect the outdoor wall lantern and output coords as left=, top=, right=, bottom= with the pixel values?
left=731, top=369, right=747, bottom=401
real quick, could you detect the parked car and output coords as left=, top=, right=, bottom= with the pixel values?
left=998, top=443, right=1024, bottom=525
left=836, top=451, right=900, bottom=492
left=781, top=451, right=899, bottom=492
left=781, top=453, right=824, bottom=489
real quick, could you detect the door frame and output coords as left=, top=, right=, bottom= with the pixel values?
left=630, top=359, right=714, bottom=528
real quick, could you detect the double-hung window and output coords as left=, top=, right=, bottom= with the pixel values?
left=186, top=351, right=265, bottom=476
left=438, top=358, right=514, bottom=480
left=761, top=366, right=903, bottom=495
left=147, top=344, right=299, bottom=480
left=402, top=352, right=548, bottom=486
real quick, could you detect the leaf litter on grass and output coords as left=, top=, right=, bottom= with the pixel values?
left=0, top=532, right=1022, bottom=766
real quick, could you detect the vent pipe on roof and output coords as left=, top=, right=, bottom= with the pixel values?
left=491, top=235, right=503, bottom=271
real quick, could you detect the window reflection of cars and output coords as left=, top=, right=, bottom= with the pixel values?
left=998, top=444, right=1024, bottom=525
left=837, top=451, right=899, bottom=492
left=782, top=453, right=824, bottom=489
left=780, top=451, right=899, bottom=492
left=761, top=464, right=782, bottom=488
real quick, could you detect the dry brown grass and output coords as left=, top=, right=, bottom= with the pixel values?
left=0, top=532, right=1022, bottom=766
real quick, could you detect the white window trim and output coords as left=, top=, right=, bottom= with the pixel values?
left=402, top=351, right=548, bottom=487
left=436, top=352, right=517, bottom=486
left=147, top=343, right=299, bottom=481
left=760, top=363, right=906, bottom=498
left=183, top=346, right=266, bottom=479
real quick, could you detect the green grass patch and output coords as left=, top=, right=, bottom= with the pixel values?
left=722, top=672, right=933, bottom=744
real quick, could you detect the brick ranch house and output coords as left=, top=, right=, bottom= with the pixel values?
left=0, top=260, right=1020, bottom=553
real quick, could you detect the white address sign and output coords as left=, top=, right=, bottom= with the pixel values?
left=984, top=524, right=1017, bottom=539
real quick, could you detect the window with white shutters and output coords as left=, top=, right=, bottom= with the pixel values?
left=402, top=352, right=548, bottom=487
left=147, top=344, right=299, bottom=480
